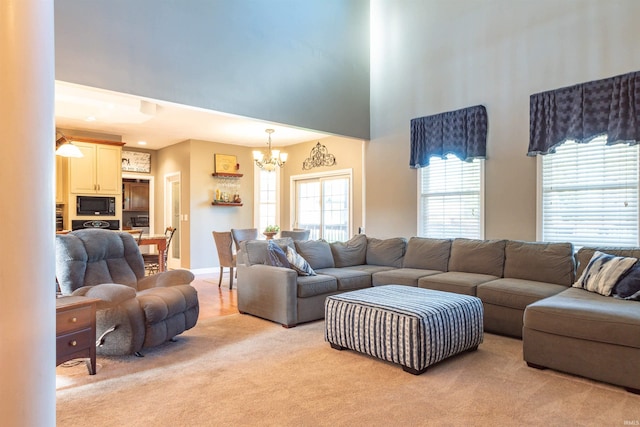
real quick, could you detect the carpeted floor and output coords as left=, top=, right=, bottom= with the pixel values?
left=56, top=312, right=639, bottom=426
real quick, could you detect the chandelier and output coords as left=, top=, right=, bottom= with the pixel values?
left=252, top=129, right=287, bottom=171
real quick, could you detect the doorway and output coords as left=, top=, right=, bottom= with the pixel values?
left=165, top=172, right=181, bottom=269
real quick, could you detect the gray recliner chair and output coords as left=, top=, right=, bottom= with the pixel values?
left=55, top=229, right=199, bottom=356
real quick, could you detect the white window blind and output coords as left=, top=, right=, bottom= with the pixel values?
left=541, top=137, right=639, bottom=247
left=419, top=155, right=483, bottom=239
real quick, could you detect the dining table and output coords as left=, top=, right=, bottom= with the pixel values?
left=139, top=234, right=169, bottom=272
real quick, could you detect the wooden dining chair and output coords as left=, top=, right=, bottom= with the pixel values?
left=212, top=231, right=236, bottom=289
left=143, top=227, right=176, bottom=275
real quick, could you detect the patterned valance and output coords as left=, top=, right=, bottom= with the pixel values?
left=410, top=105, right=487, bottom=168
left=528, top=70, right=640, bottom=156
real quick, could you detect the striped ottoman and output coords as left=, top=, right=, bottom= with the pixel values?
left=324, top=285, right=484, bottom=374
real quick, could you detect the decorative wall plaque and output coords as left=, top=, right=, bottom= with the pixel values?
left=215, top=154, right=238, bottom=174
left=303, top=142, right=336, bottom=170
left=122, top=151, right=151, bottom=173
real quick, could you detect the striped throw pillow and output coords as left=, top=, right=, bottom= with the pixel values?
left=573, top=251, right=638, bottom=296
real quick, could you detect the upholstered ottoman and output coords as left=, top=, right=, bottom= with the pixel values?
left=325, top=285, right=484, bottom=374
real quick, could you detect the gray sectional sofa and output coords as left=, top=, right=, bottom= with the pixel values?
left=236, top=234, right=640, bottom=393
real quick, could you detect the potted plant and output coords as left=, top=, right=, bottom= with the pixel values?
left=263, top=225, right=280, bottom=240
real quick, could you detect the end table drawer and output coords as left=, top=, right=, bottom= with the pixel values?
left=56, top=328, right=94, bottom=364
left=57, top=305, right=93, bottom=334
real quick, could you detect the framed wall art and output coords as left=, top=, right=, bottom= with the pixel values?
left=214, top=154, right=238, bottom=174
left=122, top=151, right=151, bottom=173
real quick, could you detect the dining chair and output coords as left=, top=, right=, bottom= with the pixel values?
left=143, top=226, right=176, bottom=275
left=212, top=231, right=236, bottom=289
left=280, top=229, right=310, bottom=241
left=230, top=228, right=259, bottom=252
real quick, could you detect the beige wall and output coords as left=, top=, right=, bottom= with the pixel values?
left=367, top=0, right=640, bottom=240
left=156, top=141, right=191, bottom=267
left=188, top=139, right=256, bottom=269
left=280, top=136, right=365, bottom=235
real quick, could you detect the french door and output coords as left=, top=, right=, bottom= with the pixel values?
left=292, top=170, right=352, bottom=242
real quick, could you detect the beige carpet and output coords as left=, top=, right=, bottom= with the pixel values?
left=56, top=314, right=639, bottom=426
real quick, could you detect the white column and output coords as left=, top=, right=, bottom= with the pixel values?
left=0, top=1, right=56, bottom=426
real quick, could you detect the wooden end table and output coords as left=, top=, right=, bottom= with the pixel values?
left=56, top=296, right=99, bottom=375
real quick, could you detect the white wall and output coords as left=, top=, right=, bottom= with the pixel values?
left=54, top=0, right=370, bottom=140
left=368, top=0, right=640, bottom=240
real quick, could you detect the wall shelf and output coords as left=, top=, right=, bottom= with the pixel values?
left=211, top=173, right=243, bottom=178
left=211, top=201, right=243, bottom=207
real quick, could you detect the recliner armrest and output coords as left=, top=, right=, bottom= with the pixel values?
left=137, top=269, right=195, bottom=290
left=71, top=283, right=137, bottom=308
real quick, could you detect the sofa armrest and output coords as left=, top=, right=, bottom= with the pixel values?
left=237, top=264, right=299, bottom=327
left=137, top=269, right=195, bottom=290
left=71, top=283, right=137, bottom=309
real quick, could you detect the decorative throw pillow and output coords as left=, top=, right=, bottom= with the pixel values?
left=266, top=240, right=290, bottom=268
left=612, top=263, right=640, bottom=300
left=286, top=246, right=316, bottom=276
left=572, top=251, right=637, bottom=296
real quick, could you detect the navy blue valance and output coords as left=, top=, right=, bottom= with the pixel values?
left=528, top=70, right=640, bottom=156
left=410, top=105, right=488, bottom=168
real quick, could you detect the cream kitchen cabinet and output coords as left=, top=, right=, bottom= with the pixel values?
left=55, top=156, right=67, bottom=204
left=69, top=141, right=123, bottom=195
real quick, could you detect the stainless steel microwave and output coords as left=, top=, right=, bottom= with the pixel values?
left=76, top=196, right=116, bottom=216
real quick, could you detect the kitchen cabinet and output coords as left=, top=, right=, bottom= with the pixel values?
left=123, top=181, right=149, bottom=211
left=55, top=156, right=67, bottom=204
left=69, top=141, right=122, bottom=195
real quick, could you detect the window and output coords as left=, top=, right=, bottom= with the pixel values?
left=254, top=168, right=279, bottom=233
left=540, top=136, right=639, bottom=247
left=292, top=170, right=351, bottom=242
left=418, top=155, right=483, bottom=239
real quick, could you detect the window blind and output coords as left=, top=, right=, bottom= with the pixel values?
left=419, top=155, right=483, bottom=239
left=541, top=137, right=639, bottom=247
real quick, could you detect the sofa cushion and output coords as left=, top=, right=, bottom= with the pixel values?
left=503, top=240, right=575, bottom=286
left=366, top=237, right=406, bottom=267
left=418, top=272, right=499, bottom=296
left=448, top=238, right=506, bottom=277
left=315, top=268, right=371, bottom=291
left=403, top=237, right=451, bottom=271
left=296, top=274, right=338, bottom=298
left=372, top=268, right=441, bottom=287
left=330, top=234, right=367, bottom=267
left=524, top=287, right=640, bottom=349
left=286, top=246, right=316, bottom=276
left=345, top=264, right=397, bottom=275
left=295, top=240, right=335, bottom=269
left=614, top=264, right=640, bottom=300
left=572, top=251, right=637, bottom=296
left=477, top=278, right=567, bottom=310
left=241, top=238, right=294, bottom=266
left=266, top=240, right=290, bottom=268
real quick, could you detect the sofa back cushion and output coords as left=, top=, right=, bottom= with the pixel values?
left=448, top=238, right=506, bottom=277
left=576, top=247, right=640, bottom=278
left=403, top=237, right=451, bottom=271
left=241, top=238, right=294, bottom=266
left=295, top=240, right=335, bottom=269
left=55, top=229, right=144, bottom=294
left=330, top=234, right=368, bottom=267
left=366, top=237, right=406, bottom=267
left=503, top=240, right=575, bottom=286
